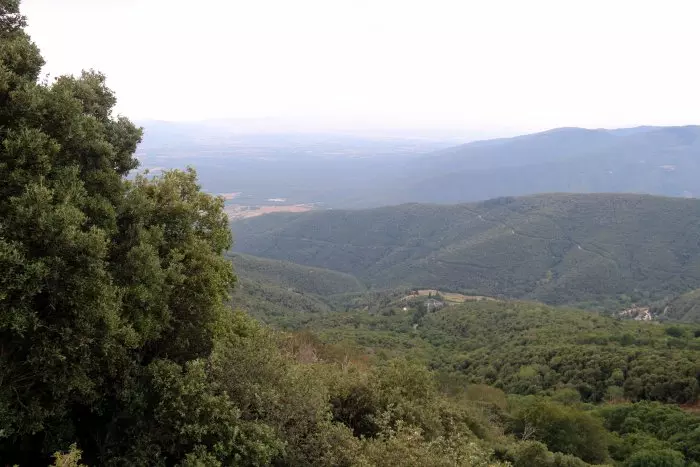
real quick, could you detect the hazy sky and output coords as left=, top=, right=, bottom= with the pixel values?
left=21, top=0, right=700, bottom=131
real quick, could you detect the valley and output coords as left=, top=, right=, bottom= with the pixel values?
left=215, top=135, right=700, bottom=465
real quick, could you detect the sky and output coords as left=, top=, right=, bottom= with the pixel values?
left=20, top=0, right=700, bottom=133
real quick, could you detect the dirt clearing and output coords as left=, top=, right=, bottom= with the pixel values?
left=226, top=203, right=314, bottom=220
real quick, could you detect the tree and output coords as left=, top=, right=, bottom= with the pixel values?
left=509, top=397, right=609, bottom=464
left=0, top=2, right=241, bottom=463
left=624, top=449, right=685, bottom=467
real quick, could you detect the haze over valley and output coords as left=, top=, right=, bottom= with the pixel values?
left=137, top=121, right=700, bottom=216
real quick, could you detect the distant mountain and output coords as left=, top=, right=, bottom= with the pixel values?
left=353, top=125, right=700, bottom=206
left=231, top=193, right=700, bottom=309
left=135, top=123, right=700, bottom=208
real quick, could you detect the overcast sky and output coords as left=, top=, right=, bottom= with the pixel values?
left=20, top=0, right=700, bottom=132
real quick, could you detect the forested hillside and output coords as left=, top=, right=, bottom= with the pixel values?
left=652, top=288, right=700, bottom=323
left=227, top=253, right=364, bottom=322
left=283, top=300, right=700, bottom=404
left=232, top=193, right=700, bottom=310
left=228, top=252, right=366, bottom=296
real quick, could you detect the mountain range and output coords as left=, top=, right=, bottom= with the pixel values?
left=352, top=125, right=700, bottom=206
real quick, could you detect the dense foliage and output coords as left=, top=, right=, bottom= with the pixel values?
left=235, top=291, right=700, bottom=466
left=231, top=193, right=700, bottom=313
left=652, top=288, right=700, bottom=323
left=278, top=300, right=700, bottom=404
left=227, top=252, right=366, bottom=296
left=0, top=2, right=240, bottom=462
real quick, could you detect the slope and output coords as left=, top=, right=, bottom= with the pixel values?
left=652, top=288, right=700, bottom=323
left=228, top=252, right=365, bottom=296
left=231, top=193, right=700, bottom=308
left=351, top=125, right=700, bottom=206
left=226, top=253, right=366, bottom=324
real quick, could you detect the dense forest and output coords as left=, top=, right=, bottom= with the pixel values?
left=229, top=280, right=700, bottom=466
left=652, top=289, right=700, bottom=322
left=270, top=300, right=700, bottom=405
left=4, top=1, right=700, bottom=466
left=228, top=253, right=366, bottom=296
left=232, top=194, right=700, bottom=312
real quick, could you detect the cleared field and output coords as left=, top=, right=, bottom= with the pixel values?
left=225, top=203, right=314, bottom=220
left=408, top=289, right=495, bottom=303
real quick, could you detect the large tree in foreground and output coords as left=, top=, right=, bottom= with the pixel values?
left=0, top=1, right=242, bottom=463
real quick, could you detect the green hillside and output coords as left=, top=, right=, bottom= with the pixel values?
left=231, top=276, right=333, bottom=320
left=231, top=193, right=700, bottom=310
left=226, top=253, right=367, bottom=325
left=653, top=288, right=700, bottom=323
left=228, top=252, right=366, bottom=296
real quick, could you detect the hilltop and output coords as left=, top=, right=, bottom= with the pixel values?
left=231, top=193, right=700, bottom=310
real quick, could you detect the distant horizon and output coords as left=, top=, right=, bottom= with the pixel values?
left=135, top=117, right=700, bottom=142
left=135, top=116, right=530, bottom=140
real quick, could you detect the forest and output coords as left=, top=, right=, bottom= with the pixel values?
left=3, top=1, right=700, bottom=466
left=230, top=280, right=700, bottom=466
left=231, top=194, right=700, bottom=313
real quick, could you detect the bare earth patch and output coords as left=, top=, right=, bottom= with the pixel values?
left=404, top=289, right=495, bottom=303
left=225, top=203, right=314, bottom=220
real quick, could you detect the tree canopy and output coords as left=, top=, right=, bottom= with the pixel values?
left=0, top=1, right=236, bottom=463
